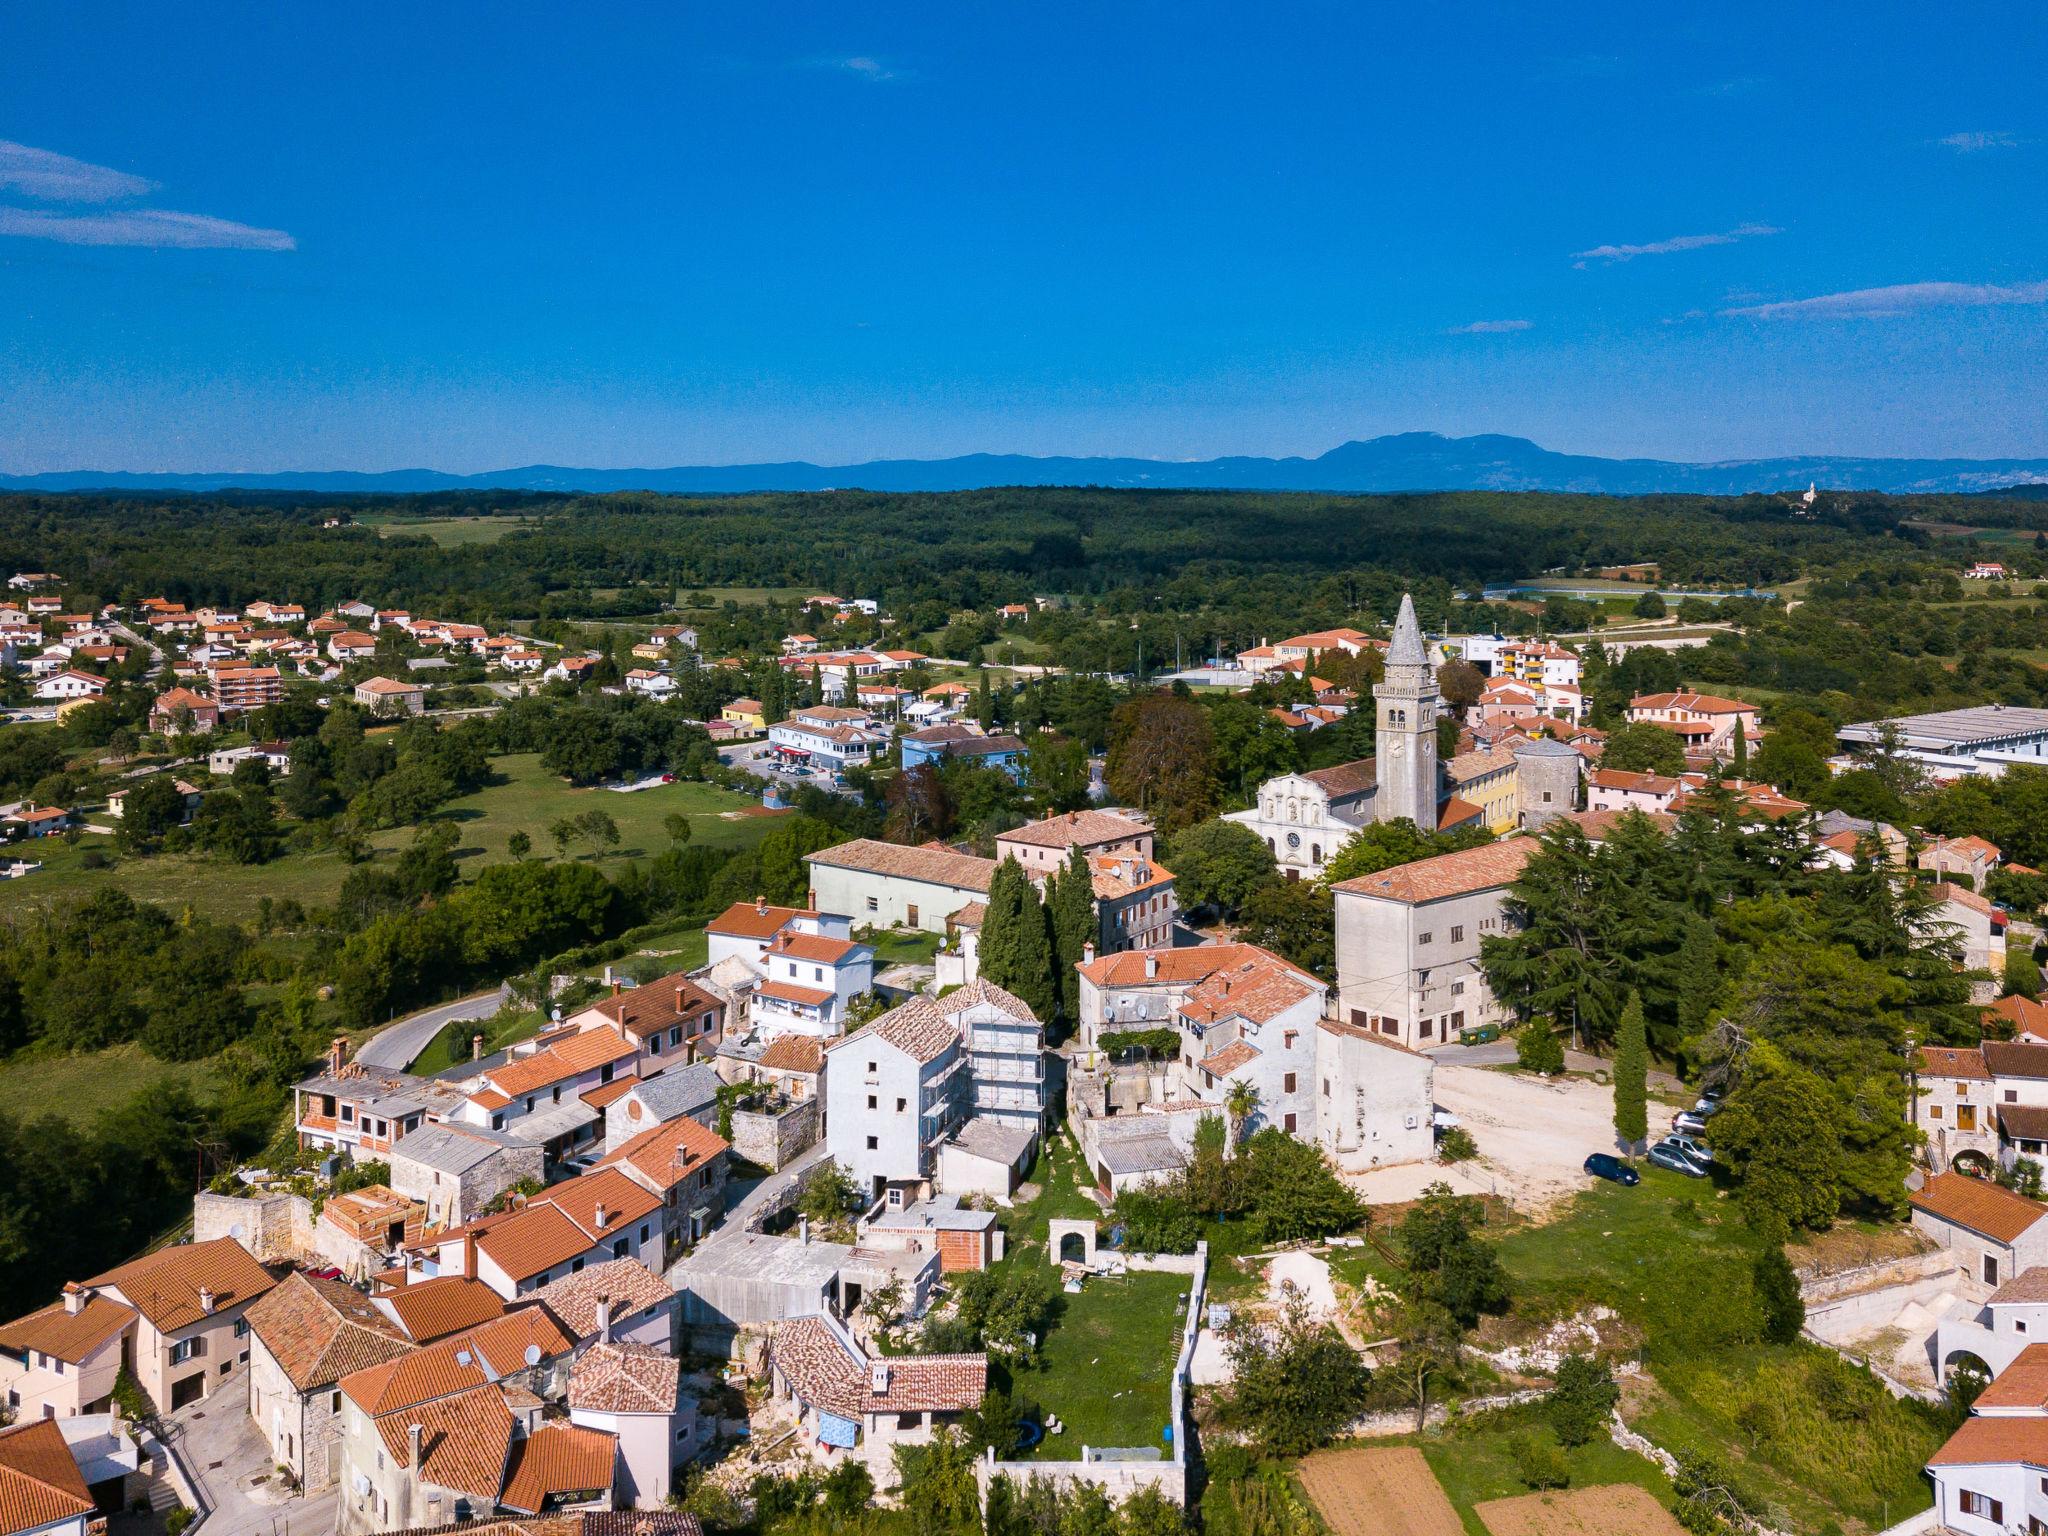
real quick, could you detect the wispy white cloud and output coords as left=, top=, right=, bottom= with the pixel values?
left=811, top=55, right=904, bottom=82
left=0, top=208, right=295, bottom=250
left=0, top=140, right=153, bottom=202
left=1936, top=130, right=2018, bottom=153
left=1446, top=319, right=1532, bottom=334
left=1573, top=222, right=1779, bottom=267
left=1722, top=279, right=2048, bottom=319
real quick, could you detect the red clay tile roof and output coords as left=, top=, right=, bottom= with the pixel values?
left=1199, top=1041, right=1260, bottom=1076
left=0, top=1291, right=136, bottom=1364
left=1991, top=994, right=2048, bottom=1038
left=472, top=1206, right=596, bottom=1284
left=772, top=1315, right=986, bottom=1417
left=533, top=1260, right=671, bottom=1340
left=827, top=994, right=960, bottom=1065
left=499, top=1423, right=617, bottom=1514
left=803, top=838, right=995, bottom=892
left=2001, top=1105, right=2048, bottom=1142
left=394, top=1384, right=517, bottom=1500
left=244, top=1271, right=412, bottom=1391
left=575, top=973, right=722, bottom=1039
left=1076, top=942, right=1272, bottom=988
left=89, top=1236, right=278, bottom=1333
left=1177, top=951, right=1321, bottom=1029
left=995, top=810, right=1151, bottom=851
left=381, top=1277, right=506, bottom=1344
left=595, top=1116, right=729, bottom=1195
left=758, top=1036, right=824, bottom=1074
left=1984, top=1042, right=2048, bottom=1080
left=1920, top=1045, right=1992, bottom=1080
left=1989, top=1268, right=2048, bottom=1305
left=766, top=932, right=862, bottom=965
left=1912, top=1171, right=2048, bottom=1245
left=576, top=1076, right=641, bottom=1112
left=753, top=979, right=836, bottom=1008
left=1333, top=837, right=1538, bottom=905
left=1300, top=759, right=1377, bottom=798
left=1928, top=1412, right=2048, bottom=1469
left=566, top=1341, right=679, bottom=1414
left=705, top=901, right=813, bottom=939
left=484, top=1030, right=639, bottom=1098
left=0, top=1418, right=94, bottom=1536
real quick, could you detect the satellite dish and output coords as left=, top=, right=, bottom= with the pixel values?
left=455, top=1349, right=472, bottom=1366
left=523, top=1344, right=542, bottom=1367
left=228, top=1223, right=246, bottom=1240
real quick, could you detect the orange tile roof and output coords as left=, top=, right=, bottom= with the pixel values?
left=381, top=1276, right=506, bottom=1343
left=500, top=1422, right=617, bottom=1514
left=565, top=1341, right=679, bottom=1414
left=1990, top=994, right=2048, bottom=1038
left=1199, top=1041, right=1260, bottom=1076
left=1912, top=1171, right=2048, bottom=1245
left=826, top=994, right=959, bottom=1065
left=995, top=809, right=1151, bottom=851
left=759, top=1036, right=824, bottom=1074
left=89, top=1235, right=278, bottom=1333
left=754, top=978, right=835, bottom=1008
left=1177, top=951, right=1322, bottom=1028
left=596, top=1116, right=729, bottom=1195
left=575, top=972, right=723, bottom=1040
left=772, top=1315, right=985, bottom=1417
left=386, top=1384, right=516, bottom=1500
left=484, top=1029, right=639, bottom=1099
left=1928, top=1412, right=2048, bottom=1469
left=1976, top=1343, right=2048, bottom=1411
left=706, top=901, right=812, bottom=939
left=1919, top=1045, right=1991, bottom=1080
left=766, top=932, right=862, bottom=964
left=576, top=1076, right=640, bottom=1112
left=1076, top=942, right=1270, bottom=988
left=534, top=1167, right=661, bottom=1240
left=0, top=1418, right=94, bottom=1536
left=533, top=1260, right=672, bottom=1340
left=470, top=1204, right=596, bottom=1284
left=0, top=1291, right=136, bottom=1364
left=244, top=1272, right=412, bottom=1391
left=1333, top=837, right=1538, bottom=905
left=1088, top=853, right=1175, bottom=900
left=803, top=838, right=995, bottom=893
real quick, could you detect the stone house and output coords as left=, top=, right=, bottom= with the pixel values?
left=387, top=1122, right=544, bottom=1231
left=594, top=1114, right=732, bottom=1258
left=245, top=1272, right=414, bottom=1491
left=1912, top=1172, right=2048, bottom=1290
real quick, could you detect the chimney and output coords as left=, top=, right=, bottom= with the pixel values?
left=871, top=1361, right=890, bottom=1396
left=799, top=1216, right=810, bottom=1245
left=1144, top=953, right=1158, bottom=980
left=407, top=1422, right=424, bottom=1474
left=471, top=1033, right=485, bottom=1062
left=596, top=1297, right=613, bottom=1345
left=463, top=1229, right=479, bottom=1279
left=1082, top=941, right=1095, bottom=965
left=61, top=1282, right=86, bottom=1316
left=330, top=1035, right=347, bottom=1075
left=756, top=896, right=768, bottom=915
left=197, top=1286, right=216, bottom=1315
left=595, top=1201, right=609, bottom=1229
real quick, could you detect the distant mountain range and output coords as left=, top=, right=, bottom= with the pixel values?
left=5, top=433, right=2048, bottom=498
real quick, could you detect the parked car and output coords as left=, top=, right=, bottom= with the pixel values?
left=1584, top=1153, right=1640, bottom=1186
left=1691, top=1093, right=1724, bottom=1115
left=1647, top=1143, right=1710, bottom=1178
left=1674, top=1110, right=1715, bottom=1137
left=1662, top=1133, right=1714, bottom=1164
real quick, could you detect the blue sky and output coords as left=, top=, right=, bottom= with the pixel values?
left=2, top=1, right=2045, bottom=472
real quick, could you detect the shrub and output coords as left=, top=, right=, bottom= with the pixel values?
left=1752, top=1246, right=1806, bottom=1345
left=1546, top=1354, right=1620, bottom=1447
left=1437, top=1126, right=1477, bottom=1163
left=1510, top=1430, right=1571, bottom=1490
left=164, top=1507, right=195, bottom=1536
left=1516, top=1025, right=1565, bottom=1076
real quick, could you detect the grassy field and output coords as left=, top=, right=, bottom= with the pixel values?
left=1493, top=1170, right=1948, bottom=1533
left=0, top=756, right=777, bottom=926
left=0, top=1043, right=222, bottom=1128
left=409, top=1006, right=547, bottom=1076
left=1010, top=1268, right=1190, bottom=1457
left=362, top=514, right=534, bottom=546
left=677, top=585, right=822, bottom=607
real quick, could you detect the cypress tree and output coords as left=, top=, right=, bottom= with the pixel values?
left=1731, top=717, right=1748, bottom=775
left=979, top=857, right=1057, bottom=1023
left=1046, top=846, right=1098, bottom=1033
left=1613, top=989, right=1648, bottom=1158
left=1753, top=1245, right=1805, bottom=1344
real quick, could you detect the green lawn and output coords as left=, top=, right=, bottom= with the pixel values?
left=1493, top=1170, right=1948, bottom=1533
left=0, top=1043, right=222, bottom=1128
left=866, top=929, right=943, bottom=966
left=408, top=1006, right=548, bottom=1076
left=0, top=756, right=776, bottom=927
left=362, top=514, right=534, bottom=546
left=371, top=753, right=773, bottom=872
left=1010, top=1269, right=1190, bottom=1458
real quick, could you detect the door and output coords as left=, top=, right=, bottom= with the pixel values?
left=907, top=904, right=919, bottom=927
left=170, top=1373, right=205, bottom=1410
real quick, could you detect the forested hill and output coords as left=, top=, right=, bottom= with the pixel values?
left=8, top=431, right=2048, bottom=496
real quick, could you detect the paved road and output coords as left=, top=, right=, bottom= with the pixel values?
left=356, top=986, right=512, bottom=1071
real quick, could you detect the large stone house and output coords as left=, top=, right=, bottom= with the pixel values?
left=246, top=1272, right=414, bottom=1491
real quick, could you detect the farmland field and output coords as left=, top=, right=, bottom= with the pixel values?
left=0, top=1043, right=222, bottom=1129
left=364, top=514, right=534, bottom=546
left=1474, top=1485, right=1687, bottom=1536
left=1296, top=1446, right=1463, bottom=1536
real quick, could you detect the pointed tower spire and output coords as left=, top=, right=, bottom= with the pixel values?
left=1387, top=593, right=1427, bottom=668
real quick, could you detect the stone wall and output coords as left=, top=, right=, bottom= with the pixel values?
left=194, top=1190, right=313, bottom=1263
left=730, top=1100, right=819, bottom=1171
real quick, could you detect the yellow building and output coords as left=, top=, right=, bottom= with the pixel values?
left=1445, top=746, right=1521, bottom=834
left=721, top=698, right=766, bottom=733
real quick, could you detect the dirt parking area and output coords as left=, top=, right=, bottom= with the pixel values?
left=1349, top=1065, right=1676, bottom=1216
left=1475, top=1484, right=1687, bottom=1536
left=1296, top=1446, right=1462, bottom=1536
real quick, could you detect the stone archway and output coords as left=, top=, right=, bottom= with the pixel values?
left=1048, top=1218, right=1098, bottom=1268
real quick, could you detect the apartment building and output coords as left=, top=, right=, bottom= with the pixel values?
left=823, top=994, right=971, bottom=1198
left=211, top=663, right=284, bottom=712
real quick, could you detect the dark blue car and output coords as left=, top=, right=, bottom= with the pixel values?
left=1584, top=1152, right=1640, bottom=1186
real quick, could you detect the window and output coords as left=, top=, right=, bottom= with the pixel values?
left=526, top=1097, right=536, bottom=1112
left=639, top=1224, right=650, bottom=1242
left=1283, top=1113, right=1297, bottom=1134
left=649, top=1035, right=663, bottom=1054
left=1418, top=932, right=1433, bottom=945
left=1959, top=1490, right=2003, bottom=1523
left=671, top=1027, right=683, bottom=1047
left=1420, top=1018, right=1434, bottom=1039
left=233, top=1318, right=249, bottom=1338
left=868, top=1095, right=877, bottom=1110
left=867, top=1061, right=878, bottom=1075
left=2008, top=1090, right=2021, bottom=1103
left=2019, top=1320, right=2030, bottom=1335
left=866, top=897, right=878, bottom=912
left=331, top=1391, right=342, bottom=1413
left=897, top=1098, right=908, bottom=1113
left=866, top=1136, right=879, bottom=1151
left=1451, top=981, right=1465, bottom=996
left=1985, top=1253, right=2001, bottom=1286
left=612, top=1239, right=628, bottom=1260
left=169, top=1338, right=198, bottom=1365
left=1283, top=1073, right=1297, bottom=1094
left=1322, top=1078, right=1330, bottom=1097
left=1928, top=1104, right=1942, bottom=1119
left=492, top=1114, right=505, bottom=1130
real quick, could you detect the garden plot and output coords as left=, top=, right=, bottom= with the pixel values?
left=1474, top=1483, right=1688, bottom=1536
left=1295, top=1446, right=1462, bottom=1536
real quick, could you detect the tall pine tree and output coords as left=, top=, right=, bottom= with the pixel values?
left=979, top=856, right=1057, bottom=1023
left=1046, top=847, right=1098, bottom=1035
left=1613, top=989, right=1648, bottom=1158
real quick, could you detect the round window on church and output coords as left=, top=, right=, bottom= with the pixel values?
left=1286, top=833, right=1300, bottom=851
